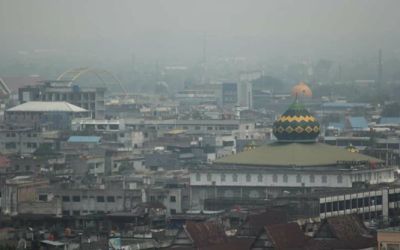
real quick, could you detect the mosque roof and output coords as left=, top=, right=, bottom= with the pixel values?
left=216, top=82, right=381, bottom=167
left=215, top=142, right=382, bottom=167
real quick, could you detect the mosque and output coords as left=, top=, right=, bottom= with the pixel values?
left=190, top=82, right=397, bottom=209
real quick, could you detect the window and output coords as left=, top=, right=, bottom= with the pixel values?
left=97, top=196, right=105, bottom=202
left=345, top=199, right=351, bottom=209
left=332, top=201, right=338, bottom=211
left=246, top=174, right=251, bottom=182
left=72, top=196, right=80, bottom=202
left=357, top=198, right=363, bottom=207
left=364, top=197, right=370, bottom=206
left=320, top=203, right=325, bottom=213
left=221, top=174, right=226, bottom=182
left=5, top=142, right=16, bottom=149
left=340, top=200, right=346, bottom=210
left=326, top=203, right=332, bottom=212
left=310, top=174, right=315, bottom=183
left=273, top=174, right=278, bottom=183
left=107, top=196, right=115, bottom=202
left=233, top=173, right=238, bottom=182
left=62, top=210, right=70, bottom=216
left=170, top=196, right=176, bottom=202
left=296, top=174, right=302, bottom=183
left=258, top=174, right=263, bottom=182
left=223, top=141, right=234, bottom=147
left=62, top=196, right=70, bottom=202
left=196, top=173, right=201, bottom=181
left=72, top=210, right=80, bottom=216
left=38, top=194, right=47, bottom=201
left=322, top=175, right=327, bottom=183
left=337, top=175, right=343, bottom=184
left=109, top=124, right=119, bottom=130
left=283, top=174, right=288, bottom=183
left=207, top=173, right=212, bottom=181
left=352, top=199, right=357, bottom=208
left=170, top=209, right=177, bottom=215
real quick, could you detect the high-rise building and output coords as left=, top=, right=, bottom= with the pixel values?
left=18, top=81, right=106, bottom=119
left=237, top=81, right=253, bottom=109
left=221, top=82, right=238, bottom=108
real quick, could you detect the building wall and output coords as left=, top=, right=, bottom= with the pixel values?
left=189, top=167, right=396, bottom=209
left=40, top=188, right=142, bottom=216
left=0, top=130, right=45, bottom=155
left=378, top=231, right=400, bottom=250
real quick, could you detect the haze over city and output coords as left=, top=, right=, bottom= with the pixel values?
left=1, top=1, right=400, bottom=249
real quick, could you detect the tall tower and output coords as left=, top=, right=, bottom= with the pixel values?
left=378, top=49, right=383, bottom=86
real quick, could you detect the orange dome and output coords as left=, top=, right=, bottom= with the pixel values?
left=291, top=82, right=312, bottom=97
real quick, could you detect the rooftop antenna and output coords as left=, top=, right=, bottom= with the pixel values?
left=201, top=33, right=207, bottom=84
left=378, top=49, right=383, bottom=87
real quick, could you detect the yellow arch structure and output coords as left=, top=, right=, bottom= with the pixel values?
left=56, top=67, right=127, bottom=94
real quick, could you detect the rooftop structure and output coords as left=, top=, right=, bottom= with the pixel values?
left=7, top=101, right=87, bottom=113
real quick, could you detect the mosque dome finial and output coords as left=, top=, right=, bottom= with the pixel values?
left=273, top=83, right=319, bottom=142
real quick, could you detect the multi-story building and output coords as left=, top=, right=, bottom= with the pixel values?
left=38, top=186, right=143, bottom=217
left=0, top=128, right=59, bottom=155
left=125, top=119, right=255, bottom=137
left=221, top=82, right=238, bottom=108
left=4, top=101, right=89, bottom=131
left=1, top=176, right=50, bottom=215
left=18, top=81, right=106, bottom=119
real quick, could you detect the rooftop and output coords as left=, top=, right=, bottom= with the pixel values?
left=67, top=136, right=101, bottom=143
left=7, top=101, right=88, bottom=113
left=378, top=226, right=400, bottom=232
left=215, top=142, right=382, bottom=167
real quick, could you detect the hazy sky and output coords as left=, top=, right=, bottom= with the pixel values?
left=1, top=0, right=400, bottom=63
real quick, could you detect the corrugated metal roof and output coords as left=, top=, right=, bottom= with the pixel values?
left=347, top=116, right=368, bottom=129
left=7, top=101, right=88, bottom=113
left=380, top=117, right=400, bottom=125
left=67, top=136, right=101, bottom=143
left=265, top=222, right=308, bottom=250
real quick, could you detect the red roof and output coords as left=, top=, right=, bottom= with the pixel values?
left=265, top=222, right=308, bottom=250
left=185, top=221, right=227, bottom=248
left=240, top=209, right=288, bottom=236
left=325, top=215, right=370, bottom=240
left=312, top=215, right=377, bottom=249
left=203, top=238, right=254, bottom=250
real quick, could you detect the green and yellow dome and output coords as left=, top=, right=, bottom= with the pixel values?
left=273, top=100, right=320, bottom=142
